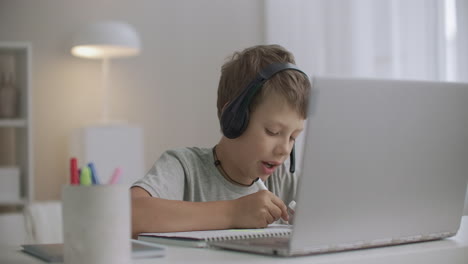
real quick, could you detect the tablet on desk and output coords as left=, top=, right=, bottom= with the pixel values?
left=21, top=239, right=166, bottom=262
left=131, top=240, right=166, bottom=259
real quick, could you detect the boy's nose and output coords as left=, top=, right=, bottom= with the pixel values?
left=274, top=139, right=292, bottom=157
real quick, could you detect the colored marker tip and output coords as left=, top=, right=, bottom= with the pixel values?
left=108, top=167, right=122, bottom=185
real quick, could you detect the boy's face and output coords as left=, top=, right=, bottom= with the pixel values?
left=230, top=92, right=305, bottom=183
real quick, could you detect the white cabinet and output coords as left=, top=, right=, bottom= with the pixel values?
left=0, top=42, right=33, bottom=205
left=70, top=124, right=144, bottom=187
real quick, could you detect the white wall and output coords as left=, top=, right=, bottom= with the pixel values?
left=0, top=0, right=265, bottom=200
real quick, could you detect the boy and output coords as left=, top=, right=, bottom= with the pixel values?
left=131, top=44, right=311, bottom=237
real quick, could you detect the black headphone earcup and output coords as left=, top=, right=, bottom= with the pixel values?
left=220, top=107, right=250, bottom=139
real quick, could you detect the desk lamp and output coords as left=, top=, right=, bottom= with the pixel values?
left=71, top=21, right=141, bottom=123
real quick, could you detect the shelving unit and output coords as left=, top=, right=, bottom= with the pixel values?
left=0, top=42, right=32, bottom=206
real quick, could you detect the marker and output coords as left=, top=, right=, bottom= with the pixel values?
left=80, top=166, right=93, bottom=186
left=88, top=162, right=100, bottom=185
left=70, top=158, right=79, bottom=185
left=108, top=167, right=122, bottom=185
left=254, top=177, right=268, bottom=191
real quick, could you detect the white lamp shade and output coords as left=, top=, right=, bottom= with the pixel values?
left=71, top=21, right=141, bottom=59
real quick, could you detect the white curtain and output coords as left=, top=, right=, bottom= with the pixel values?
left=266, top=0, right=468, bottom=214
left=265, top=0, right=467, bottom=81
left=456, top=0, right=468, bottom=82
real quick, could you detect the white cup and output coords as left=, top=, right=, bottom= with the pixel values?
left=62, top=185, right=131, bottom=264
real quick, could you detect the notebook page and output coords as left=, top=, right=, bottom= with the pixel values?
left=140, top=224, right=292, bottom=242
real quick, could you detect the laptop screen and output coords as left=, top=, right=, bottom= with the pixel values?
left=291, top=77, right=468, bottom=252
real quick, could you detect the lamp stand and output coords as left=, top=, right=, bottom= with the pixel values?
left=101, top=57, right=110, bottom=124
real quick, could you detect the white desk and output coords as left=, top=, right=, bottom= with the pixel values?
left=2, top=216, right=467, bottom=264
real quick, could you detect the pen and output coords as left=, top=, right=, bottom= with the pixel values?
left=254, top=177, right=268, bottom=191
left=288, top=200, right=296, bottom=216
left=108, top=167, right=122, bottom=185
left=88, top=162, right=100, bottom=185
left=80, top=166, right=93, bottom=186
left=70, top=158, right=79, bottom=185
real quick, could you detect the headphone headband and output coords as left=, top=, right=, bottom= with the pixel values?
left=259, top=62, right=306, bottom=80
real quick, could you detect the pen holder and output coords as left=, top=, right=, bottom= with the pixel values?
left=62, top=185, right=131, bottom=264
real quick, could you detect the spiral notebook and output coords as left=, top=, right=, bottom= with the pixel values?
left=138, top=224, right=292, bottom=248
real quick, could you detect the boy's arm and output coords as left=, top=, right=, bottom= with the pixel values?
left=131, top=186, right=288, bottom=238
left=131, top=186, right=234, bottom=237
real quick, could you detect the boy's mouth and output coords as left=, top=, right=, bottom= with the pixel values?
left=260, top=161, right=280, bottom=175
left=262, top=161, right=280, bottom=169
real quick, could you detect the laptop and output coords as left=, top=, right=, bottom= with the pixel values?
left=210, top=77, right=468, bottom=256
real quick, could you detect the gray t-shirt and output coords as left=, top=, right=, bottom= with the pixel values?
left=132, top=147, right=298, bottom=206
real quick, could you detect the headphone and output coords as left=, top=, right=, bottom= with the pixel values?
left=220, top=62, right=308, bottom=173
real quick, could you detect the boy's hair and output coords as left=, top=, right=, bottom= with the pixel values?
left=217, top=44, right=311, bottom=121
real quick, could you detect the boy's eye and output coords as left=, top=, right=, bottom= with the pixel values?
left=265, top=129, right=279, bottom=136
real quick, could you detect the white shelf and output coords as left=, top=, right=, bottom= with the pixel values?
left=0, top=42, right=32, bottom=206
left=0, top=199, right=25, bottom=207
left=0, top=119, right=27, bottom=127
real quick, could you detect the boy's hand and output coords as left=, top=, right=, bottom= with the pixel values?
left=230, top=190, right=289, bottom=228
